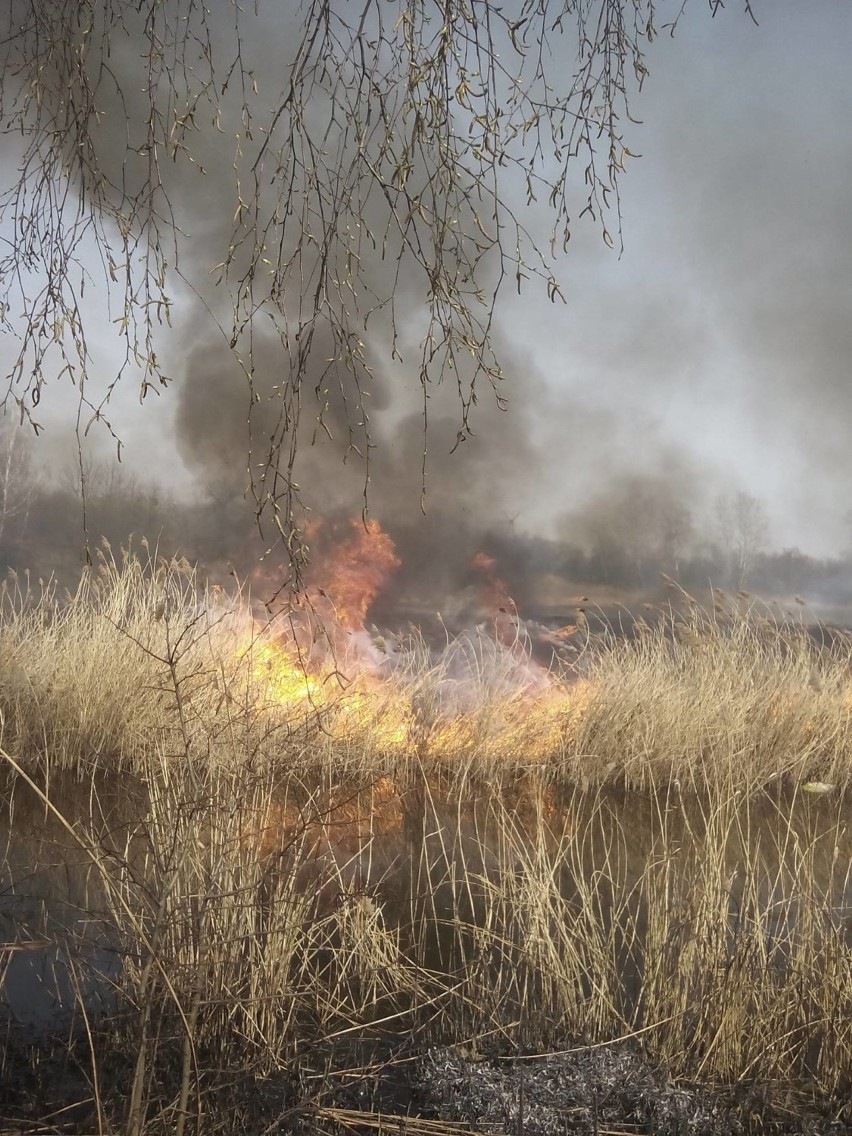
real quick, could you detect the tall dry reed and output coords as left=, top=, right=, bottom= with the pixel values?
left=0, top=551, right=849, bottom=1133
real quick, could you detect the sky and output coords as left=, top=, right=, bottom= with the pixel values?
left=513, top=0, right=852, bottom=555
left=3, top=0, right=852, bottom=564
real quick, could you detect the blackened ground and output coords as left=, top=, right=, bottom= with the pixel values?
left=307, top=1040, right=852, bottom=1136
left=3, top=1029, right=851, bottom=1133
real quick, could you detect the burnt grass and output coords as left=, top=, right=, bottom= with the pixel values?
left=4, top=1028, right=852, bottom=1136
left=304, top=1040, right=852, bottom=1136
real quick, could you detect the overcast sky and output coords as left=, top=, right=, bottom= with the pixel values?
left=5, top=0, right=852, bottom=559
left=510, top=0, right=852, bottom=555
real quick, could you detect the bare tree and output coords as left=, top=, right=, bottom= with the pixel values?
left=0, top=421, right=32, bottom=546
left=715, top=490, right=769, bottom=589
left=0, top=1, right=757, bottom=570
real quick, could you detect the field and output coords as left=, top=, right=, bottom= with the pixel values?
left=1, top=548, right=850, bottom=1134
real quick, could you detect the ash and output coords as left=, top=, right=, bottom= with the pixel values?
left=414, top=1045, right=731, bottom=1136
left=407, top=1045, right=847, bottom=1136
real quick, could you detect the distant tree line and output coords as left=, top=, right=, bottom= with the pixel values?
left=0, top=425, right=849, bottom=617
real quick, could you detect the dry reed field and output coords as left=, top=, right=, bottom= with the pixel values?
left=0, top=548, right=850, bottom=1134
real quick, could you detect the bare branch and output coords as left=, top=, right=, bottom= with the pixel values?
left=0, top=0, right=691, bottom=570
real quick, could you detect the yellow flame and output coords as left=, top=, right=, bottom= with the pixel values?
left=245, top=640, right=325, bottom=708
left=242, top=629, right=596, bottom=761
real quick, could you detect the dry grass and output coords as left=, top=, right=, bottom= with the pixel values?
left=570, top=588, right=852, bottom=790
left=0, top=551, right=850, bottom=1134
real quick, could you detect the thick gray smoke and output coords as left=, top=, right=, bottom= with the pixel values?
left=589, top=1, right=852, bottom=555
left=114, top=1, right=852, bottom=609
left=174, top=322, right=553, bottom=605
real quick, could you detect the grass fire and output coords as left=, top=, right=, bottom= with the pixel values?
left=0, top=527, right=850, bottom=1134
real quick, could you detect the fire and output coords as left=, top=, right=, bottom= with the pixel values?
left=251, top=640, right=323, bottom=706
left=471, top=549, right=514, bottom=619
left=308, top=518, right=400, bottom=631
left=241, top=516, right=595, bottom=764
left=246, top=628, right=593, bottom=762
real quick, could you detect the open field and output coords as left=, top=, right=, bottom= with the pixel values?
left=1, top=549, right=851, bottom=1134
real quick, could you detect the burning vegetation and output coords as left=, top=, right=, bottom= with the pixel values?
left=239, top=519, right=592, bottom=764
left=0, top=532, right=851, bottom=1134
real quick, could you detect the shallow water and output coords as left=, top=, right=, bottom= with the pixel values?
left=0, top=769, right=134, bottom=1030
left=1, top=767, right=850, bottom=1032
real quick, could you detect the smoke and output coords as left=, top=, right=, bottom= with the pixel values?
left=609, top=1, right=852, bottom=554
left=174, top=316, right=544, bottom=596
left=3, top=0, right=852, bottom=619
left=136, top=0, right=852, bottom=609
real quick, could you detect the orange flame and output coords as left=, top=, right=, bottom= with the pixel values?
left=310, top=518, right=400, bottom=631
left=471, top=549, right=525, bottom=652
left=471, top=550, right=513, bottom=616
left=241, top=518, right=594, bottom=776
